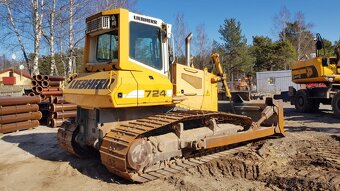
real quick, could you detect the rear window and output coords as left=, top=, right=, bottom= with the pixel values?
left=96, top=31, right=118, bottom=61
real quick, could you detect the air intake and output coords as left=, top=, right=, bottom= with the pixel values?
left=86, top=16, right=111, bottom=34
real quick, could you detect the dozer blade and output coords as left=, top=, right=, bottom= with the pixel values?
left=99, top=100, right=284, bottom=183
left=219, top=96, right=284, bottom=133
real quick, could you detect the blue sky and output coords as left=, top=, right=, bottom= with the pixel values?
left=136, top=0, right=340, bottom=44
left=2, top=0, right=339, bottom=60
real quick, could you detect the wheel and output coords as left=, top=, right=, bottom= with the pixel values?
left=294, top=89, right=319, bottom=113
left=331, top=92, right=340, bottom=118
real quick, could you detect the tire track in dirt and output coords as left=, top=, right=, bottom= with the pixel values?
left=167, top=132, right=340, bottom=191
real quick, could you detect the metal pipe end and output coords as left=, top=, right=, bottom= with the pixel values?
left=36, top=74, right=43, bottom=81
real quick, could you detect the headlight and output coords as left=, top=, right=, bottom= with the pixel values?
left=327, top=77, right=334, bottom=82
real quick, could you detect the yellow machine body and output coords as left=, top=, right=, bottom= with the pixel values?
left=64, top=64, right=218, bottom=110
left=172, top=63, right=218, bottom=111
left=289, top=35, right=340, bottom=118
left=64, top=8, right=218, bottom=111
left=59, top=8, right=284, bottom=183
left=292, top=57, right=340, bottom=84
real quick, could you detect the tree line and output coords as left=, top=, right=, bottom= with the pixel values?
left=175, top=6, right=338, bottom=83
left=0, top=4, right=338, bottom=79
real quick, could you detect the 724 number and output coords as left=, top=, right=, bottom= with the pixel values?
left=145, top=90, right=166, bottom=97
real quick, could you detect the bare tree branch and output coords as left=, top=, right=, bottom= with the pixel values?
left=173, top=13, right=188, bottom=58
left=2, top=0, right=30, bottom=74
left=194, top=24, right=212, bottom=69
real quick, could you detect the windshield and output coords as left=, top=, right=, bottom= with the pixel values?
left=130, top=22, right=162, bottom=70
left=96, top=31, right=118, bottom=61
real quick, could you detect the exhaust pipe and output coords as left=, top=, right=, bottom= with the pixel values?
left=185, top=33, right=193, bottom=66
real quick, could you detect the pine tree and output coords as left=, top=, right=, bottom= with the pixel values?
left=216, top=18, right=254, bottom=83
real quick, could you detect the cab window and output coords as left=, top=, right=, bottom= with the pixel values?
left=130, top=22, right=162, bottom=70
left=96, top=31, right=118, bottom=61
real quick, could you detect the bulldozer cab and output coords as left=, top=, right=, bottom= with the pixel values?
left=84, top=9, right=174, bottom=76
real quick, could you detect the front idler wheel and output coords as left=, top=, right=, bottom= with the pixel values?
left=127, top=139, right=153, bottom=172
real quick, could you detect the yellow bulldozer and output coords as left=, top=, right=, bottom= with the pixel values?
left=57, top=8, right=284, bottom=182
left=289, top=33, right=340, bottom=117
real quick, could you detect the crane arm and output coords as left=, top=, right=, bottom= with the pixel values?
left=211, top=53, right=231, bottom=98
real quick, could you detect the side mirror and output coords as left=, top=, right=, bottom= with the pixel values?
left=316, top=40, right=323, bottom=50
left=162, top=31, right=167, bottom=43
left=168, top=36, right=176, bottom=64
left=169, top=53, right=174, bottom=64
left=315, top=33, right=325, bottom=57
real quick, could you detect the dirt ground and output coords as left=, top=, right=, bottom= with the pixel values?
left=0, top=103, right=339, bottom=191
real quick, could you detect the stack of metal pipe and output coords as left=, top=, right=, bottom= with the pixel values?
left=0, top=96, right=42, bottom=133
left=27, top=75, right=77, bottom=128
left=30, top=75, right=65, bottom=101
left=48, top=96, right=77, bottom=128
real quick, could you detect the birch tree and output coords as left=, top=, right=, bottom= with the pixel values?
left=295, top=11, right=314, bottom=60
left=281, top=11, right=314, bottom=60
left=64, top=0, right=139, bottom=75
left=273, top=6, right=290, bottom=41
left=48, top=0, right=58, bottom=75
left=59, top=0, right=88, bottom=75
left=42, top=0, right=59, bottom=75
left=94, top=0, right=138, bottom=11
left=66, top=0, right=74, bottom=75
left=0, top=0, right=31, bottom=74
left=31, top=0, right=45, bottom=75
left=0, top=0, right=139, bottom=76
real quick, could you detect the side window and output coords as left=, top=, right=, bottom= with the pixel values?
left=130, top=22, right=162, bottom=70
left=268, top=77, right=275, bottom=85
left=96, top=31, right=118, bottom=61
